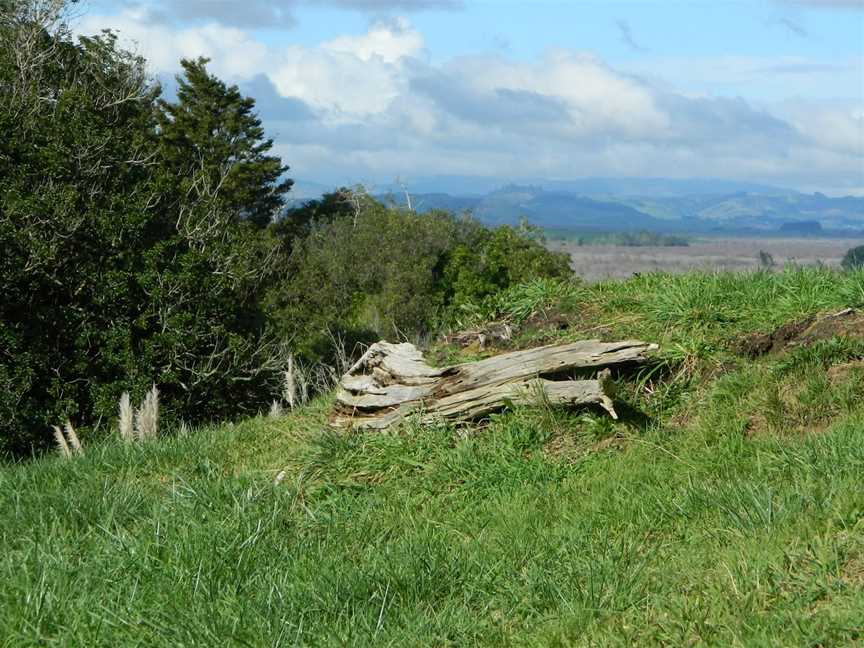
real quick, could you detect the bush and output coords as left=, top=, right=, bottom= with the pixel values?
left=442, top=224, right=572, bottom=309
left=841, top=245, right=864, bottom=271
left=268, top=194, right=572, bottom=364
left=0, top=1, right=571, bottom=457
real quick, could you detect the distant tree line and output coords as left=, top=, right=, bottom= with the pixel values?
left=0, top=0, right=570, bottom=457
left=546, top=230, right=690, bottom=247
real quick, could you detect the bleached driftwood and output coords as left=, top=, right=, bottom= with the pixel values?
left=331, top=339, right=658, bottom=430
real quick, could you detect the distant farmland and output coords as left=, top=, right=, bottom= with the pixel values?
left=549, top=236, right=864, bottom=282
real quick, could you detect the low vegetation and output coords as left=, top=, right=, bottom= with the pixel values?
left=843, top=245, right=864, bottom=271
left=3, top=268, right=864, bottom=645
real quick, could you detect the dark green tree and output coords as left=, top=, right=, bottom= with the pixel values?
left=0, top=7, right=163, bottom=455
left=269, top=192, right=572, bottom=364
left=141, top=57, right=295, bottom=421
left=0, top=5, right=293, bottom=456
left=157, top=57, right=292, bottom=229
left=275, top=187, right=365, bottom=244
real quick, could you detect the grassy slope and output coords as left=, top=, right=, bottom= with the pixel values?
left=3, top=268, right=864, bottom=647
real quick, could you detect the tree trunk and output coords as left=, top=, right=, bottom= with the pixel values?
left=331, top=339, right=657, bottom=430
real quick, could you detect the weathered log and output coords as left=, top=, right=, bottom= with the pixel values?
left=330, top=339, right=657, bottom=430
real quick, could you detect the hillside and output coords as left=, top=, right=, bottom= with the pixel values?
left=3, top=268, right=864, bottom=646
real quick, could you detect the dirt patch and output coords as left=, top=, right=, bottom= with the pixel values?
left=542, top=431, right=625, bottom=463
left=523, top=308, right=571, bottom=333
left=799, top=308, right=864, bottom=345
left=736, top=316, right=815, bottom=357
left=542, top=431, right=583, bottom=463
left=744, top=413, right=770, bottom=438
left=744, top=413, right=831, bottom=439
left=841, top=553, right=864, bottom=587
left=443, top=308, right=578, bottom=354
left=827, top=360, right=864, bottom=386
left=736, top=309, right=864, bottom=358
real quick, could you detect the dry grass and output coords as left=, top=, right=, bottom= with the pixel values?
left=52, top=425, right=71, bottom=458
left=52, top=419, right=83, bottom=458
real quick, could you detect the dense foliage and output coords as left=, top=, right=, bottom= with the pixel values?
left=0, top=5, right=292, bottom=455
left=270, top=197, right=571, bottom=363
left=0, top=1, right=570, bottom=457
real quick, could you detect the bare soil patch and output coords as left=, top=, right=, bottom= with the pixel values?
left=737, top=309, right=864, bottom=358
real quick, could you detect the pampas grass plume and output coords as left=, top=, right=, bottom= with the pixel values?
left=118, top=392, right=134, bottom=442
left=63, top=419, right=83, bottom=454
left=283, top=355, right=296, bottom=409
left=135, top=384, right=159, bottom=441
left=53, top=425, right=71, bottom=458
left=269, top=400, right=284, bottom=418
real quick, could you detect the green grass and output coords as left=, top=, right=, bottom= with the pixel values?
left=3, top=268, right=864, bottom=646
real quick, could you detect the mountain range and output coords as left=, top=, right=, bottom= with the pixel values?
left=289, top=177, right=864, bottom=234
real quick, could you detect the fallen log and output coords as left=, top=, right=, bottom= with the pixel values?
left=331, top=339, right=658, bottom=430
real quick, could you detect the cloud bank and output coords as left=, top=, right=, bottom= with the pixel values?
left=75, top=12, right=864, bottom=192
left=113, top=0, right=462, bottom=29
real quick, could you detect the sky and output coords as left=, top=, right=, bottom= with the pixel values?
left=74, top=0, right=864, bottom=195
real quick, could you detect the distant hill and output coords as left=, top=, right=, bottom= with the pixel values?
left=288, top=177, right=864, bottom=234
left=376, top=191, right=482, bottom=214
left=471, top=185, right=668, bottom=231
left=617, top=192, right=864, bottom=232
left=378, top=175, right=793, bottom=198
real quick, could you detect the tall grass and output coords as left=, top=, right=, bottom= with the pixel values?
left=3, top=404, right=863, bottom=645
left=118, top=392, right=133, bottom=442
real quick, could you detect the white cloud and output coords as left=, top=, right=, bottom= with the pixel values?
left=323, top=17, right=424, bottom=63
left=265, top=18, right=424, bottom=119
left=76, top=8, right=270, bottom=78
left=269, top=47, right=405, bottom=117
left=72, top=11, right=864, bottom=191
left=775, top=99, right=864, bottom=155
left=454, top=51, right=671, bottom=139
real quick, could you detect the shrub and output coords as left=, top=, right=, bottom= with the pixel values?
left=841, top=245, right=864, bottom=271
left=442, top=225, right=572, bottom=309
left=268, top=194, right=572, bottom=364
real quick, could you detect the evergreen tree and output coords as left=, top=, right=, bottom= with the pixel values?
left=0, top=8, right=163, bottom=454
left=157, top=58, right=293, bottom=230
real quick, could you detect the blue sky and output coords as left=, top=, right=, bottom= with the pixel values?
left=78, top=0, right=863, bottom=194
